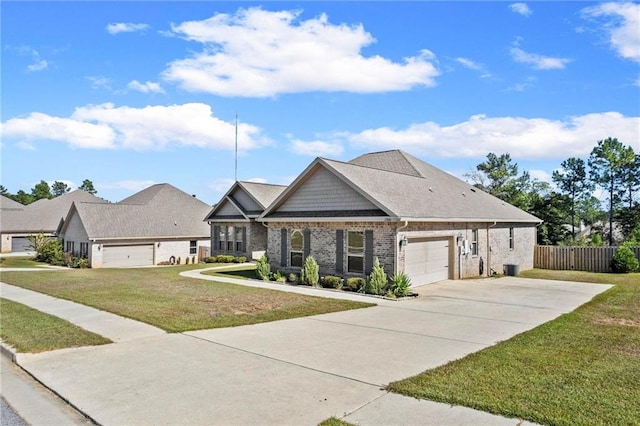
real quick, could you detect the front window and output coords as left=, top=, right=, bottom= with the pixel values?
left=509, top=227, right=514, bottom=250
left=471, top=229, right=478, bottom=256
left=227, top=226, right=235, bottom=251
left=80, top=242, right=88, bottom=258
left=218, top=227, right=226, bottom=250
left=235, top=227, right=243, bottom=252
left=347, top=231, right=364, bottom=273
left=290, top=230, right=303, bottom=267
left=190, top=240, right=197, bottom=255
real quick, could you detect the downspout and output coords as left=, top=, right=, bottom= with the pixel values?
left=487, top=221, right=497, bottom=276
left=397, top=220, right=408, bottom=275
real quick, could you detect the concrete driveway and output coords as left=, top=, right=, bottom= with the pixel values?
left=13, top=276, right=609, bottom=425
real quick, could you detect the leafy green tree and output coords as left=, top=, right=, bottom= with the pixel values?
left=552, top=158, right=594, bottom=239
left=588, top=138, right=636, bottom=245
left=0, top=185, right=9, bottom=197
left=51, top=181, right=71, bottom=197
left=529, top=191, right=571, bottom=245
left=14, top=190, right=35, bottom=205
left=366, top=257, right=387, bottom=295
left=301, top=256, right=319, bottom=287
left=78, top=179, right=97, bottom=194
left=467, top=153, right=520, bottom=203
left=31, top=180, right=53, bottom=200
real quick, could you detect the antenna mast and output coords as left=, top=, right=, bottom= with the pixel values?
left=234, top=113, right=238, bottom=182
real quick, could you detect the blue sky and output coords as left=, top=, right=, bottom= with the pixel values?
left=2, top=1, right=639, bottom=205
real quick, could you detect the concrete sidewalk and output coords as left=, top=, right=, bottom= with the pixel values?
left=0, top=282, right=165, bottom=342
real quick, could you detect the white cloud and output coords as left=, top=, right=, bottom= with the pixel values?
left=86, top=76, right=112, bottom=90
left=634, top=76, right=640, bottom=87
left=455, top=57, right=483, bottom=71
left=506, top=76, right=537, bottom=92
left=106, top=23, right=150, bottom=35
left=15, top=141, right=36, bottom=151
left=345, top=112, right=640, bottom=160
left=509, top=3, right=532, bottom=17
left=290, top=139, right=344, bottom=157
left=27, top=59, right=48, bottom=72
left=582, top=2, right=640, bottom=62
left=0, top=103, right=270, bottom=151
left=529, top=169, right=552, bottom=183
left=163, top=7, right=440, bottom=97
left=127, top=80, right=165, bottom=93
left=510, top=47, right=571, bottom=70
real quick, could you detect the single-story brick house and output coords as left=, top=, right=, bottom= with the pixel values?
left=1, top=190, right=107, bottom=253
left=254, top=150, right=541, bottom=286
left=58, top=184, right=211, bottom=268
left=204, top=181, right=287, bottom=260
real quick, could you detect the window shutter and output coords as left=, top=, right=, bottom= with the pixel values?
left=365, top=230, right=374, bottom=275
left=242, top=227, right=247, bottom=254
left=303, top=229, right=311, bottom=259
left=335, top=230, right=344, bottom=274
left=212, top=226, right=219, bottom=252
left=280, top=228, right=288, bottom=267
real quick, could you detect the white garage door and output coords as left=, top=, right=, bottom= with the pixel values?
left=404, top=238, right=450, bottom=287
left=11, top=237, right=32, bottom=252
left=102, top=245, right=154, bottom=268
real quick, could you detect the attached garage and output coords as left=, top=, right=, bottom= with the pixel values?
left=102, top=244, right=154, bottom=268
left=11, top=236, right=32, bottom=253
left=404, top=238, right=450, bottom=287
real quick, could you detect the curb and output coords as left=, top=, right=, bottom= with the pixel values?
left=0, top=341, right=17, bottom=362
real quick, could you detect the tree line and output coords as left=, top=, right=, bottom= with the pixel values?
left=467, top=137, right=638, bottom=246
left=0, top=179, right=97, bottom=205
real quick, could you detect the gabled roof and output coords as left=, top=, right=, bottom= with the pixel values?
left=205, top=181, right=287, bottom=222
left=1, top=190, right=107, bottom=233
left=0, top=195, right=25, bottom=210
left=60, top=184, right=211, bottom=239
left=261, top=150, right=541, bottom=223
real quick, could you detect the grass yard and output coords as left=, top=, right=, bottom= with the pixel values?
left=0, top=256, right=43, bottom=268
left=201, top=264, right=258, bottom=280
left=0, top=265, right=373, bottom=333
left=0, top=298, right=112, bottom=352
left=387, top=270, right=640, bottom=426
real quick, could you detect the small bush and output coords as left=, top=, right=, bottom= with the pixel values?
left=203, top=256, right=216, bottom=263
left=28, top=234, right=64, bottom=265
left=192, top=256, right=196, bottom=264
left=322, top=276, right=343, bottom=289
left=287, top=273, right=299, bottom=284
left=177, top=257, right=182, bottom=265
left=611, top=245, right=640, bottom=273
left=388, top=271, right=412, bottom=297
left=235, top=256, right=247, bottom=263
left=364, top=257, right=386, bottom=295
left=273, top=271, right=286, bottom=283
left=344, top=277, right=366, bottom=292
left=215, top=255, right=235, bottom=263
left=186, top=256, right=190, bottom=265
left=301, top=256, right=320, bottom=287
left=256, top=255, right=271, bottom=280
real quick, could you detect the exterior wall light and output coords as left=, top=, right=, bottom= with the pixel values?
left=400, top=235, right=408, bottom=247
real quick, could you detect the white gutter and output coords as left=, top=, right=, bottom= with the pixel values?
left=487, top=221, right=497, bottom=276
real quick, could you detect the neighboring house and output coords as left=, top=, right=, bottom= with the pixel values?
left=255, top=150, right=541, bottom=286
left=1, top=190, right=107, bottom=253
left=205, top=181, right=287, bottom=260
left=58, top=184, right=211, bottom=268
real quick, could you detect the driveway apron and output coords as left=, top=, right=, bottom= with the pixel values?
left=11, top=276, right=610, bottom=425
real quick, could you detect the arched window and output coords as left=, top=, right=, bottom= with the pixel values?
left=290, top=230, right=303, bottom=267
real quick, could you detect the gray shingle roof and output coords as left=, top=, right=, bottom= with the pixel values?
left=65, top=184, right=211, bottom=239
left=205, top=181, right=287, bottom=221
left=237, top=181, right=287, bottom=209
left=1, top=190, right=107, bottom=233
left=263, top=150, right=541, bottom=223
left=0, top=195, right=25, bottom=210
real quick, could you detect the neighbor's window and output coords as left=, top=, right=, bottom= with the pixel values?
left=80, top=242, right=88, bottom=258
left=190, top=240, right=197, bottom=255
left=509, top=227, right=514, bottom=250
left=235, top=227, right=244, bottom=252
left=66, top=241, right=74, bottom=254
left=347, top=231, right=364, bottom=273
left=227, top=226, right=235, bottom=251
left=471, top=229, right=478, bottom=256
left=218, top=227, right=226, bottom=250
left=290, top=230, right=303, bottom=268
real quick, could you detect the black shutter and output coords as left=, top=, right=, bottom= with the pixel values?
left=365, top=230, right=374, bottom=275
left=303, top=229, right=311, bottom=259
left=212, top=225, right=219, bottom=253
left=280, top=228, right=288, bottom=267
left=242, top=227, right=247, bottom=254
left=336, top=230, right=344, bottom=274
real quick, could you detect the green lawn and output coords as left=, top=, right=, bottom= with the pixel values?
left=0, top=265, right=373, bottom=333
left=387, top=270, right=640, bottom=426
left=0, top=298, right=112, bottom=353
left=0, top=256, right=43, bottom=268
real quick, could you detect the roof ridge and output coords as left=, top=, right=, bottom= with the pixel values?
left=337, top=152, right=427, bottom=178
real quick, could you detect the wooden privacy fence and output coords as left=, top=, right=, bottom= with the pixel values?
left=534, top=245, right=640, bottom=272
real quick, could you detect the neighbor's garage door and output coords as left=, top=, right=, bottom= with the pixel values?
left=404, top=238, right=450, bottom=287
left=102, top=245, right=154, bottom=268
left=11, top=237, right=32, bottom=252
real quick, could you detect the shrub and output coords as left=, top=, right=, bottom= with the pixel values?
left=322, top=276, right=343, bottom=289
left=256, top=255, right=271, bottom=280
left=215, top=255, right=235, bottom=263
left=611, top=244, right=640, bottom=273
left=344, top=277, right=366, bottom=292
left=388, top=271, right=412, bottom=297
left=192, top=256, right=196, bottom=264
left=70, top=257, right=89, bottom=269
left=186, top=256, right=190, bottom=265
left=28, top=234, right=64, bottom=265
left=273, top=271, right=286, bottom=283
left=301, top=256, right=320, bottom=287
left=235, top=256, right=247, bottom=263
left=203, top=256, right=216, bottom=263
left=364, top=257, right=386, bottom=295
left=177, top=257, right=181, bottom=265
left=287, top=273, right=299, bottom=284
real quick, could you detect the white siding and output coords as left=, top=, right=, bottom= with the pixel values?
left=279, top=168, right=377, bottom=212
